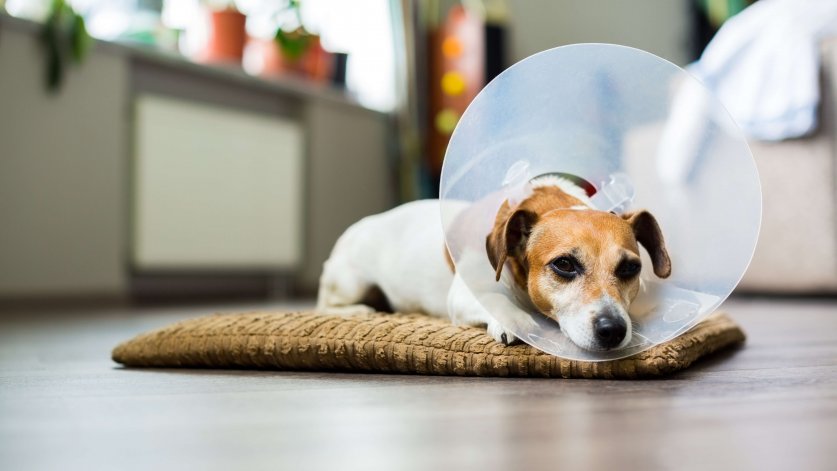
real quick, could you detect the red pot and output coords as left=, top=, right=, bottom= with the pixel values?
left=204, top=9, right=247, bottom=64
left=246, top=35, right=334, bottom=83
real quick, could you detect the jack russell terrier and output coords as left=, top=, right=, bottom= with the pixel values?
left=316, top=176, right=671, bottom=351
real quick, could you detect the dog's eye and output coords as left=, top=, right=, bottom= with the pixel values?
left=550, top=257, right=578, bottom=279
left=616, top=260, right=642, bottom=279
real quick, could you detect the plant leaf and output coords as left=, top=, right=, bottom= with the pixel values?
left=70, top=13, right=91, bottom=63
left=45, top=40, right=63, bottom=91
left=275, top=28, right=311, bottom=61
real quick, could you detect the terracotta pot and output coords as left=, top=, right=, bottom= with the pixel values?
left=243, top=38, right=283, bottom=76
left=298, top=37, right=334, bottom=83
left=250, top=35, right=335, bottom=83
left=204, top=9, right=247, bottom=63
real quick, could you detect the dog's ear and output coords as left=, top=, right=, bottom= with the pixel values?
left=622, top=210, right=671, bottom=278
left=486, top=207, right=538, bottom=282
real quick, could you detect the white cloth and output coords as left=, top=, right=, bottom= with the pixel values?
left=689, top=0, right=837, bottom=141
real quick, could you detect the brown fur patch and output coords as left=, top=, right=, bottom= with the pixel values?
left=485, top=185, right=668, bottom=321
left=526, top=210, right=642, bottom=313
left=621, top=211, right=672, bottom=278
left=486, top=186, right=587, bottom=286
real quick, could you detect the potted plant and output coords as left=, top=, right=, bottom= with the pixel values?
left=201, top=0, right=247, bottom=63
left=39, top=0, right=91, bottom=91
left=272, top=0, right=333, bottom=82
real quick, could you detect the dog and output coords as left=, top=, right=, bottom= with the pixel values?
left=316, top=176, right=671, bottom=351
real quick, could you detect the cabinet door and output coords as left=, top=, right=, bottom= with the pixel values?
left=133, top=94, right=303, bottom=271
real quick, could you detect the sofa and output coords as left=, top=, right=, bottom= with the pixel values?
left=737, top=38, right=837, bottom=293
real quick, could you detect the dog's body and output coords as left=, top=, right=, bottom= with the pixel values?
left=317, top=199, right=453, bottom=318
left=317, top=177, right=671, bottom=351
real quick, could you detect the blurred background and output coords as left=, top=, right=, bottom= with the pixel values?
left=0, top=0, right=835, bottom=307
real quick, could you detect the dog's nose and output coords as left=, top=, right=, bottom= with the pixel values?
left=593, top=312, right=627, bottom=349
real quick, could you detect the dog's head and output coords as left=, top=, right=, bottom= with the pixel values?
left=486, top=187, right=671, bottom=351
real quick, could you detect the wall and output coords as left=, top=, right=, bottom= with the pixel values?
left=0, top=26, right=129, bottom=297
left=506, top=0, right=693, bottom=67
left=301, top=100, right=394, bottom=288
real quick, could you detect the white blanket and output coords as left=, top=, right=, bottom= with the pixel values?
left=689, top=0, right=837, bottom=141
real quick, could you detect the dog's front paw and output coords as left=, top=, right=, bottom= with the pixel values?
left=487, top=320, right=520, bottom=346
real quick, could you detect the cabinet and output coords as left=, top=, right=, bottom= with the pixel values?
left=0, top=15, right=393, bottom=299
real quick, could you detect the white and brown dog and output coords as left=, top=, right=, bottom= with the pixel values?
left=316, top=176, right=671, bottom=351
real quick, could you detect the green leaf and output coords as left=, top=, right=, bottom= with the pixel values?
left=275, top=28, right=312, bottom=61
left=70, top=13, right=91, bottom=63
left=39, top=0, right=90, bottom=92
left=45, top=40, right=63, bottom=91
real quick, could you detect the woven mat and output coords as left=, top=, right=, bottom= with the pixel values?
left=112, top=311, right=745, bottom=379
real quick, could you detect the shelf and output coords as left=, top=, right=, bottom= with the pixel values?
left=0, top=12, right=386, bottom=116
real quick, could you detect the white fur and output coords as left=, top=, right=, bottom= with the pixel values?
left=317, top=200, right=449, bottom=316
left=316, top=200, right=508, bottom=341
left=317, top=177, right=625, bottom=348
left=446, top=271, right=516, bottom=342
left=530, top=175, right=594, bottom=207
left=543, top=286, right=633, bottom=352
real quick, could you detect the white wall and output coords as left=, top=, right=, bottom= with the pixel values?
left=506, top=0, right=692, bottom=67
left=0, top=26, right=129, bottom=297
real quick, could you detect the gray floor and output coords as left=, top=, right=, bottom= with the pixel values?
left=1, top=296, right=835, bottom=471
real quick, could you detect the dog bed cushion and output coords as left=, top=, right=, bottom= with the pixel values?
left=112, top=311, right=745, bottom=378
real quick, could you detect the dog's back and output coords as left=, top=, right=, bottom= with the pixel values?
left=316, top=199, right=452, bottom=317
